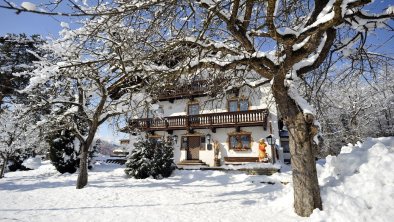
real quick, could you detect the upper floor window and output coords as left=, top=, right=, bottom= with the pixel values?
left=188, top=103, right=200, bottom=115
left=147, top=106, right=164, bottom=118
left=239, top=99, right=249, bottom=111
left=229, top=100, right=238, bottom=112
left=157, top=106, right=164, bottom=116
left=228, top=98, right=249, bottom=112
left=147, top=109, right=154, bottom=118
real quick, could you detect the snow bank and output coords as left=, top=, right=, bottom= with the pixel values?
left=223, top=162, right=281, bottom=170
left=22, top=157, right=42, bottom=170
left=1, top=138, right=393, bottom=222
left=312, top=137, right=394, bottom=221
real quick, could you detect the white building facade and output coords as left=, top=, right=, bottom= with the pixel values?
left=127, top=81, right=285, bottom=167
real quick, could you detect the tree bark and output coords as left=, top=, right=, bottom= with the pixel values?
left=272, top=75, right=322, bottom=217
left=0, top=155, right=8, bottom=179
left=76, top=143, right=89, bottom=189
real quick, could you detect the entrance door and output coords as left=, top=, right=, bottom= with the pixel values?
left=187, top=136, right=200, bottom=160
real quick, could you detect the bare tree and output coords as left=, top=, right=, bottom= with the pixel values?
left=0, top=106, right=44, bottom=178
left=307, top=61, right=394, bottom=156
left=22, top=26, right=148, bottom=189
left=2, top=0, right=393, bottom=216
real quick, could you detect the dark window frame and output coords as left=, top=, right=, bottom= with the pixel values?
left=187, top=103, right=200, bottom=115
left=227, top=98, right=250, bottom=112
left=147, top=106, right=164, bottom=118
left=228, top=133, right=252, bottom=150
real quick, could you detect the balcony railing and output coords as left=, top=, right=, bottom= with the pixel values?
left=128, top=109, right=269, bottom=131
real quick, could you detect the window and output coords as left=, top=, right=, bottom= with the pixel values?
left=229, top=100, right=238, bottom=112
left=147, top=109, right=154, bottom=118
left=228, top=98, right=249, bottom=112
left=147, top=106, right=164, bottom=118
left=239, top=99, right=249, bottom=111
left=281, top=141, right=290, bottom=153
left=148, top=135, right=163, bottom=144
left=229, top=133, right=252, bottom=150
left=188, top=103, right=199, bottom=115
left=157, top=106, right=164, bottom=115
left=181, top=136, right=188, bottom=150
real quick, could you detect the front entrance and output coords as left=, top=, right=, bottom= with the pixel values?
left=187, top=136, right=200, bottom=160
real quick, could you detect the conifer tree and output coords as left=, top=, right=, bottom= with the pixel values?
left=48, top=130, right=79, bottom=174
left=0, top=34, right=44, bottom=105
left=125, top=139, right=154, bottom=179
left=152, top=141, right=175, bottom=179
left=125, top=138, right=175, bottom=179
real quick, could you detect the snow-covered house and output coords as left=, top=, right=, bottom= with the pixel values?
left=125, top=77, right=285, bottom=167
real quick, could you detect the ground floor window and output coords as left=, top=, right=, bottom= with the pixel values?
left=181, top=136, right=188, bottom=150
left=229, top=133, right=252, bottom=150
left=148, top=134, right=163, bottom=144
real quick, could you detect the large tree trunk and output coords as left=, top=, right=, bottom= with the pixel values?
left=273, top=75, right=322, bottom=217
left=76, top=143, right=89, bottom=189
left=0, top=155, right=8, bottom=179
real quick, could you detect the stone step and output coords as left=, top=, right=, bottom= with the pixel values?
left=180, top=159, right=204, bottom=163
left=177, top=162, right=206, bottom=166
left=177, top=160, right=209, bottom=167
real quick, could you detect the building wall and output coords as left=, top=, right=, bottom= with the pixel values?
left=144, top=122, right=281, bottom=167
left=133, top=84, right=283, bottom=167
left=152, top=85, right=272, bottom=117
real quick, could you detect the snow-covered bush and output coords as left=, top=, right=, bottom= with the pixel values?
left=7, top=148, right=35, bottom=171
left=125, top=138, right=175, bottom=179
left=47, top=129, right=98, bottom=174
left=48, top=130, right=80, bottom=174
left=22, top=157, right=42, bottom=170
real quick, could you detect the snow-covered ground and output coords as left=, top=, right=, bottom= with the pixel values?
left=0, top=137, right=393, bottom=222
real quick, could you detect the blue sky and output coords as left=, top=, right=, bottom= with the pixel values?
left=0, top=7, right=61, bottom=36
left=0, top=1, right=129, bottom=144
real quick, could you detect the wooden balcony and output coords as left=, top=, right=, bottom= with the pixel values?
left=127, top=109, right=269, bottom=132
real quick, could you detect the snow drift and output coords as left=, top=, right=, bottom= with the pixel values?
left=22, top=157, right=42, bottom=170
left=312, top=137, right=394, bottom=221
left=0, top=137, right=393, bottom=222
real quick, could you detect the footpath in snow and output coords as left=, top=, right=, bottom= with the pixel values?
left=0, top=137, right=393, bottom=222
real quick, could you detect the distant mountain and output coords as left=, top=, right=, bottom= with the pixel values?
left=94, top=139, right=120, bottom=155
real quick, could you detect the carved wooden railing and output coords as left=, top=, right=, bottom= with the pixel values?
left=129, top=109, right=269, bottom=131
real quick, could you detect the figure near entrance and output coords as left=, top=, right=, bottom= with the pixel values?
left=258, top=139, right=268, bottom=162
left=213, top=140, right=221, bottom=167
